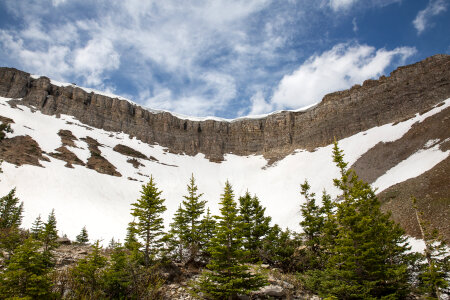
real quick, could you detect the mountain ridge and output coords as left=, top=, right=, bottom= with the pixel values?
left=0, top=55, right=449, bottom=242
left=1, top=54, right=449, bottom=162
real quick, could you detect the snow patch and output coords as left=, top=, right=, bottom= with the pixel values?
left=373, top=144, right=449, bottom=193
left=0, top=96, right=449, bottom=244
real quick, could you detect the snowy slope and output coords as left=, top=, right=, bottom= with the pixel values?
left=0, top=96, right=449, bottom=244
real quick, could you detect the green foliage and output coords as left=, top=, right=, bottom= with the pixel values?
left=239, top=191, right=271, bottom=263
left=199, top=207, right=216, bottom=258
left=41, top=209, right=58, bottom=252
left=0, top=237, right=55, bottom=299
left=131, top=175, right=167, bottom=266
left=124, top=220, right=139, bottom=250
left=0, top=188, right=23, bottom=229
left=102, top=244, right=131, bottom=299
left=308, top=141, right=411, bottom=299
left=261, top=224, right=301, bottom=272
left=166, top=174, right=207, bottom=264
left=0, top=188, right=25, bottom=259
left=166, top=204, right=188, bottom=262
left=76, top=225, right=89, bottom=244
left=197, top=181, right=267, bottom=299
left=180, top=174, right=206, bottom=263
left=70, top=240, right=107, bottom=299
left=31, top=214, right=44, bottom=240
left=299, top=182, right=336, bottom=270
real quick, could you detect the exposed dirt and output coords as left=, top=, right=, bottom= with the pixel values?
left=58, top=129, right=78, bottom=148
left=0, top=135, right=49, bottom=166
left=48, top=146, right=85, bottom=168
left=351, top=106, right=450, bottom=184
left=0, top=115, right=14, bottom=124
left=127, top=158, right=144, bottom=168
left=82, top=136, right=121, bottom=177
left=378, top=156, right=450, bottom=242
left=113, top=144, right=147, bottom=159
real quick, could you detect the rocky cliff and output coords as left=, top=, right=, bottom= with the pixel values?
left=1, top=55, right=449, bottom=162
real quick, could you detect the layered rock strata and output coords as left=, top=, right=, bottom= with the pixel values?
left=1, top=55, right=449, bottom=162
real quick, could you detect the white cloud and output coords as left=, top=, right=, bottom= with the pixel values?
left=248, top=91, right=273, bottom=116
left=413, top=0, right=448, bottom=35
left=329, top=0, right=358, bottom=11
left=73, top=38, right=120, bottom=86
left=0, top=31, right=71, bottom=80
left=352, top=17, right=358, bottom=32
left=51, top=0, right=66, bottom=7
left=142, top=72, right=237, bottom=117
left=328, top=0, right=401, bottom=12
left=266, top=43, right=416, bottom=111
left=0, top=0, right=419, bottom=118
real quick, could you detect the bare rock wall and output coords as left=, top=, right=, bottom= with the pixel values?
left=1, top=55, right=449, bottom=161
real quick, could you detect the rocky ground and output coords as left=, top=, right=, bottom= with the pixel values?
left=48, top=240, right=319, bottom=300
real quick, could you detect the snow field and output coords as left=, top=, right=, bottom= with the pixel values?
left=0, top=96, right=449, bottom=246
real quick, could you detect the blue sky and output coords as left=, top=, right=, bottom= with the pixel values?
left=0, top=0, right=449, bottom=118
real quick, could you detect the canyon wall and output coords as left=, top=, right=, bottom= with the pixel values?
left=1, top=55, right=449, bottom=161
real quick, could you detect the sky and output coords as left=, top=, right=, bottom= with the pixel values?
left=0, top=0, right=449, bottom=119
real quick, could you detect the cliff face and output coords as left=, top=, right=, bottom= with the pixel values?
left=1, top=55, right=449, bottom=161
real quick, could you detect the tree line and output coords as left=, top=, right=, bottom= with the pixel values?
left=0, top=121, right=448, bottom=300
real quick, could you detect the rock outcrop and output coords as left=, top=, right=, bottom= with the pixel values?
left=1, top=55, right=449, bottom=162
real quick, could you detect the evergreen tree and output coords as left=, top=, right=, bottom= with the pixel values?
left=31, top=214, right=44, bottom=239
left=261, top=225, right=301, bottom=272
left=102, top=244, right=131, bottom=298
left=180, top=174, right=206, bottom=263
left=76, top=225, right=89, bottom=244
left=412, top=197, right=450, bottom=298
left=42, top=209, right=58, bottom=252
left=70, top=240, right=107, bottom=299
left=199, top=207, right=216, bottom=251
left=167, top=203, right=188, bottom=262
left=0, top=188, right=23, bottom=229
left=108, top=237, right=120, bottom=249
left=0, top=237, right=54, bottom=299
left=124, top=220, right=140, bottom=251
left=130, top=175, right=167, bottom=266
left=0, top=188, right=24, bottom=259
left=197, top=181, right=267, bottom=299
left=239, top=191, right=271, bottom=262
left=299, top=182, right=336, bottom=270
left=316, top=141, right=411, bottom=299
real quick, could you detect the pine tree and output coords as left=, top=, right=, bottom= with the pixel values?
left=31, top=215, right=44, bottom=239
left=199, top=207, right=216, bottom=259
left=239, top=191, right=271, bottom=262
left=412, top=196, right=450, bottom=298
left=299, top=182, right=336, bottom=270
left=180, top=174, right=206, bottom=263
left=108, top=237, right=120, bottom=249
left=166, top=174, right=207, bottom=263
left=102, top=244, right=131, bottom=299
left=262, top=225, right=301, bottom=272
left=130, top=175, right=167, bottom=266
left=76, top=225, right=89, bottom=244
left=316, top=141, right=411, bottom=299
left=42, top=209, right=58, bottom=252
left=197, top=181, right=267, bottom=299
left=167, top=204, right=188, bottom=262
left=124, top=220, right=140, bottom=250
left=0, top=188, right=24, bottom=258
left=0, top=237, right=54, bottom=299
left=0, top=188, right=23, bottom=229
left=70, top=240, right=107, bottom=299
